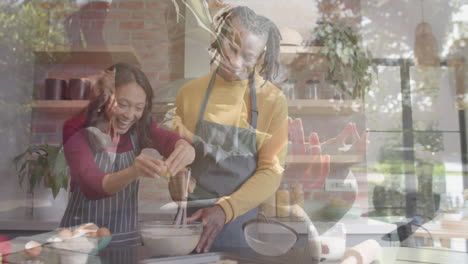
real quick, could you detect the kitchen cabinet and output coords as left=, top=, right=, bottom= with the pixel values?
left=34, top=46, right=141, bottom=66
left=286, top=154, right=363, bottom=166
left=287, top=99, right=362, bottom=116
left=31, top=100, right=89, bottom=116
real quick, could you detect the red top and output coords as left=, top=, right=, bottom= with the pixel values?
left=63, top=113, right=183, bottom=200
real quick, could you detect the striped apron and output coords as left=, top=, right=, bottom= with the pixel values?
left=60, top=131, right=141, bottom=247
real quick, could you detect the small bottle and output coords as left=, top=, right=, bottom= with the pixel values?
left=291, top=183, right=305, bottom=218
left=259, top=194, right=276, bottom=217
left=276, top=184, right=291, bottom=217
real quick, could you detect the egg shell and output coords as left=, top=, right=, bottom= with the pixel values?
left=58, top=229, right=73, bottom=238
left=97, top=227, right=111, bottom=237
left=78, top=223, right=99, bottom=231
left=24, top=241, right=42, bottom=257
left=86, top=231, right=98, bottom=238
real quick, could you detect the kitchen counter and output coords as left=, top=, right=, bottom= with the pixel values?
left=276, top=216, right=396, bottom=235
left=273, top=216, right=397, bottom=247
left=3, top=227, right=467, bottom=264
left=4, top=240, right=468, bottom=264
left=0, top=219, right=58, bottom=231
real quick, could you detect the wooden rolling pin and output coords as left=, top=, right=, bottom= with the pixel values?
left=341, top=239, right=381, bottom=264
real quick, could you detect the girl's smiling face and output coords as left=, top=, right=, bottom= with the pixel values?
left=112, top=82, right=146, bottom=135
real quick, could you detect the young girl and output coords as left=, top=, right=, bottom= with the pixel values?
left=60, top=63, right=195, bottom=247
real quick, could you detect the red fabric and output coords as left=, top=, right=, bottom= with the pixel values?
left=0, top=235, right=11, bottom=263
left=63, top=113, right=183, bottom=200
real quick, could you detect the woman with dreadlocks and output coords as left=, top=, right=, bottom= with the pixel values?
left=170, top=6, right=288, bottom=253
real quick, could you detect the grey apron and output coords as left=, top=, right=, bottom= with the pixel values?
left=60, top=131, right=141, bottom=248
left=189, top=70, right=258, bottom=251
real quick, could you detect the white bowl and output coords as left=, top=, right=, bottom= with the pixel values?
left=140, top=221, right=202, bottom=257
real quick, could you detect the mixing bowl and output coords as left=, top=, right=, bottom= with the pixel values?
left=140, top=221, right=202, bottom=257
left=243, top=218, right=298, bottom=256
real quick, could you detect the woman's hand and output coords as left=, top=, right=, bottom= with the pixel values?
left=187, top=205, right=226, bottom=253
left=131, top=153, right=167, bottom=179
left=165, top=139, right=195, bottom=176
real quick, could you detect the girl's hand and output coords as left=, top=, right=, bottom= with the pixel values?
left=165, top=139, right=195, bottom=176
left=131, top=153, right=167, bottom=179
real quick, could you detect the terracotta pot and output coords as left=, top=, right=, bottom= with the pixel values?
left=69, top=78, right=91, bottom=100
left=44, top=78, right=67, bottom=100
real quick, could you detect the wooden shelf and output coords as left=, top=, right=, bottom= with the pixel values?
left=288, top=99, right=362, bottom=115
left=32, top=101, right=175, bottom=117
left=286, top=154, right=364, bottom=166
left=33, top=100, right=89, bottom=108
left=280, top=46, right=325, bottom=54
left=32, top=100, right=89, bottom=115
left=34, top=46, right=141, bottom=66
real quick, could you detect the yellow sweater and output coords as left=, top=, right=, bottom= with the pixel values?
left=174, top=71, right=288, bottom=223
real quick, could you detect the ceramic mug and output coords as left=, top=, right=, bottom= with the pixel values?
left=44, top=78, right=67, bottom=100
left=69, top=78, right=91, bottom=100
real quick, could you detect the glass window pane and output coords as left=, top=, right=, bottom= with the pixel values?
left=365, top=66, right=403, bottom=131
left=410, top=67, right=460, bottom=131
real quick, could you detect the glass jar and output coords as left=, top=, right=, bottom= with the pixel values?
left=319, top=83, right=335, bottom=100
left=282, top=80, right=297, bottom=100
left=305, top=80, right=320, bottom=99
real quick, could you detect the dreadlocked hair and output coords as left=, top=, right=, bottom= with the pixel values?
left=210, top=6, right=282, bottom=86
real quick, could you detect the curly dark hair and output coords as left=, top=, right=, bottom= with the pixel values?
left=85, top=63, right=154, bottom=150
left=210, top=6, right=282, bottom=85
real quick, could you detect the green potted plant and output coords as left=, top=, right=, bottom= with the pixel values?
left=313, top=20, right=375, bottom=99
left=13, top=144, right=69, bottom=199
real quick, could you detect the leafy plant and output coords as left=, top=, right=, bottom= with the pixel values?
left=414, top=131, right=444, bottom=155
left=0, top=1, right=73, bottom=68
left=313, top=20, right=375, bottom=99
left=13, top=144, right=69, bottom=198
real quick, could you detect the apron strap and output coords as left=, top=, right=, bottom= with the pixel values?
left=249, top=72, right=258, bottom=129
left=196, top=69, right=258, bottom=129
left=196, top=68, right=219, bottom=126
left=129, top=130, right=140, bottom=154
